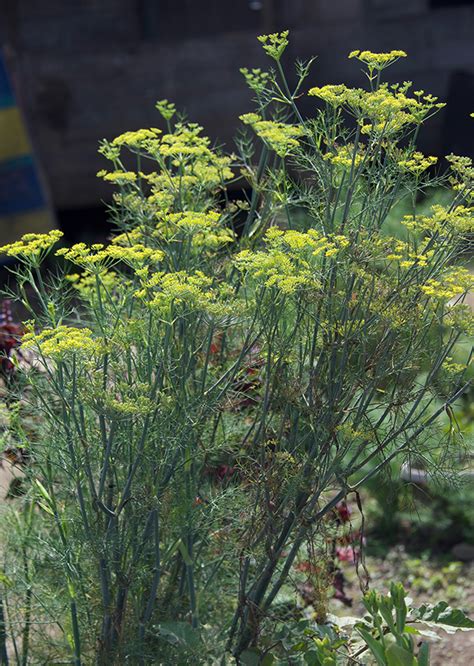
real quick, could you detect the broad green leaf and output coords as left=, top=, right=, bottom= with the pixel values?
left=414, top=601, right=474, bottom=629
left=413, top=627, right=440, bottom=642
left=303, top=650, right=320, bottom=666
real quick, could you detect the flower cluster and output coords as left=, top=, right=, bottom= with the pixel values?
left=401, top=205, right=474, bottom=235
left=97, top=170, right=138, bottom=184
left=348, top=50, right=407, bottom=71
left=0, top=230, right=63, bottom=262
left=22, top=325, right=104, bottom=359
left=66, top=270, right=125, bottom=305
left=154, top=211, right=235, bottom=249
left=309, top=83, right=445, bottom=136
left=397, top=151, right=438, bottom=176
left=265, top=227, right=350, bottom=257
left=110, top=128, right=162, bottom=151
left=384, top=238, right=434, bottom=268
left=155, top=99, right=176, bottom=121
left=240, top=68, right=270, bottom=93
left=323, top=143, right=365, bottom=169
left=134, top=269, right=226, bottom=316
left=442, top=356, right=470, bottom=376
left=57, top=243, right=164, bottom=271
left=421, top=267, right=473, bottom=300
left=446, top=153, right=474, bottom=194
left=240, top=113, right=304, bottom=157
left=444, top=304, right=474, bottom=336
left=235, top=228, right=350, bottom=294
left=99, top=119, right=234, bottom=218
left=104, top=395, right=154, bottom=416
left=257, top=31, right=289, bottom=61
left=159, top=123, right=212, bottom=160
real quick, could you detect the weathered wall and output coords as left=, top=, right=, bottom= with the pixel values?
left=1, top=0, right=473, bottom=209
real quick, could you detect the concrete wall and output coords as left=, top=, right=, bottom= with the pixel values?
left=1, top=0, right=473, bottom=209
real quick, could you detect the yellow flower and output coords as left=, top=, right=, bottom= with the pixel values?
left=240, top=113, right=304, bottom=157
left=401, top=205, right=474, bottom=235
left=323, top=143, right=365, bottom=169
left=442, top=357, right=470, bottom=376
left=235, top=228, right=349, bottom=294
left=97, top=170, right=137, bottom=184
left=22, top=325, right=105, bottom=359
left=309, top=82, right=444, bottom=136
left=155, top=211, right=235, bottom=249
left=135, top=269, right=229, bottom=316
left=57, top=242, right=163, bottom=272
left=110, top=128, right=162, bottom=149
left=0, top=230, right=63, bottom=261
left=421, top=267, right=473, bottom=300
left=348, top=50, right=407, bottom=70
left=384, top=238, right=433, bottom=267
left=308, top=84, right=352, bottom=107
left=240, top=68, right=270, bottom=92
left=397, top=151, right=438, bottom=175
left=257, top=31, right=289, bottom=61
left=155, top=99, right=176, bottom=121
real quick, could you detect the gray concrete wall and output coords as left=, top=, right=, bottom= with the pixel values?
left=1, top=0, right=473, bottom=209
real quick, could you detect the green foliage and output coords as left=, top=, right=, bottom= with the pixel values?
left=247, top=584, right=474, bottom=664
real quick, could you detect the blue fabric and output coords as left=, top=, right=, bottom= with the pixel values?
left=0, top=155, right=46, bottom=215
left=0, top=56, right=14, bottom=109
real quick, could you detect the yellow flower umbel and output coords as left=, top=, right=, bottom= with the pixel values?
left=421, top=267, right=474, bottom=300
left=97, top=170, right=138, bottom=185
left=111, top=128, right=162, bottom=150
left=105, top=244, right=164, bottom=267
left=309, top=82, right=445, bottom=138
left=0, top=230, right=63, bottom=265
left=240, top=113, right=304, bottom=157
left=397, top=151, right=438, bottom=176
left=99, top=118, right=234, bottom=217
left=155, top=99, right=176, bottom=121
left=348, top=50, right=407, bottom=72
left=323, top=143, right=365, bottom=170
left=257, top=31, right=289, bottom=61
left=442, top=356, right=470, bottom=377
left=308, top=84, right=352, bottom=108
left=235, top=228, right=350, bottom=294
left=384, top=238, right=434, bottom=268
left=446, top=154, right=474, bottom=194
left=154, top=211, right=235, bottom=249
left=22, top=325, right=105, bottom=360
left=66, top=270, right=125, bottom=305
left=240, top=68, right=270, bottom=93
left=401, top=205, right=474, bottom=235
left=135, top=270, right=230, bottom=318
left=57, top=242, right=164, bottom=272
left=348, top=49, right=408, bottom=92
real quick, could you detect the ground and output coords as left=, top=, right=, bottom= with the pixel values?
left=331, top=549, right=474, bottom=664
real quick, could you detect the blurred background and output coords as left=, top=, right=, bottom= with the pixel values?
left=0, top=0, right=473, bottom=242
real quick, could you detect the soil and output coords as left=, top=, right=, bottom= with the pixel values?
left=331, top=550, right=474, bottom=664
